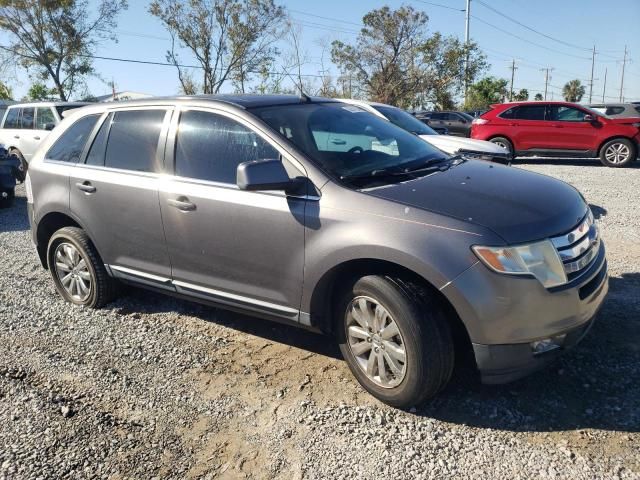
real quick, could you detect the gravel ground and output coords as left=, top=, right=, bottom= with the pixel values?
left=1, top=159, right=639, bottom=479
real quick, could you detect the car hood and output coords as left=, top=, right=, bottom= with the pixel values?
left=364, top=160, right=588, bottom=244
left=419, top=134, right=509, bottom=156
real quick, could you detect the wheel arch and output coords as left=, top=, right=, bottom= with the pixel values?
left=596, top=135, right=636, bottom=157
left=35, top=212, right=82, bottom=268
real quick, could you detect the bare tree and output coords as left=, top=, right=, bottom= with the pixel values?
left=149, top=0, right=287, bottom=94
left=0, top=0, right=128, bottom=101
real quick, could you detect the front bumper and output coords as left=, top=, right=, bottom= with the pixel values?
left=442, top=242, right=608, bottom=384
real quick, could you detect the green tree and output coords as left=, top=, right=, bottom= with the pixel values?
left=0, top=80, right=12, bottom=100
left=562, top=79, right=586, bottom=102
left=534, top=93, right=543, bottom=101
left=331, top=6, right=486, bottom=109
left=0, top=0, right=128, bottom=101
left=26, top=83, right=56, bottom=101
left=149, top=0, right=287, bottom=94
left=512, top=88, right=529, bottom=101
left=465, top=76, right=508, bottom=110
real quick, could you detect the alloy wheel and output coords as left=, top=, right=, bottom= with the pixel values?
left=345, top=296, right=407, bottom=388
left=604, top=143, right=630, bottom=164
left=54, top=242, right=92, bottom=302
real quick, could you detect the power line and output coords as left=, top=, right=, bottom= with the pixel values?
left=413, top=0, right=465, bottom=12
left=288, top=9, right=363, bottom=28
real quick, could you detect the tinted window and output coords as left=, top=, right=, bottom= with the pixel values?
left=502, top=105, right=546, bottom=121
left=548, top=106, right=587, bottom=122
left=374, top=105, right=437, bottom=135
left=105, top=110, right=165, bottom=172
left=431, top=112, right=446, bottom=120
left=175, top=110, right=279, bottom=184
left=46, top=114, right=100, bottom=163
left=21, top=108, right=35, bottom=129
left=85, top=114, right=112, bottom=166
left=3, top=108, right=20, bottom=128
left=36, top=107, right=56, bottom=130
left=605, top=106, right=625, bottom=115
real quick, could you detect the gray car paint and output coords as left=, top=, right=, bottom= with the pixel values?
left=27, top=95, right=607, bottom=368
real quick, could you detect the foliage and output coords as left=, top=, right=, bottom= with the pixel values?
left=534, top=93, right=543, bottom=101
left=464, top=76, right=508, bottom=110
left=0, top=0, right=128, bottom=101
left=149, top=0, right=287, bottom=94
left=331, top=6, right=486, bottom=109
left=512, top=88, right=529, bottom=101
left=0, top=80, right=12, bottom=100
left=26, top=83, right=57, bottom=101
left=562, top=79, right=586, bottom=102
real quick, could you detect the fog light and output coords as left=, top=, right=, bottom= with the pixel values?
left=531, top=335, right=566, bottom=355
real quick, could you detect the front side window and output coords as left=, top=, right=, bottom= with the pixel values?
left=104, top=110, right=165, bottom=172
left=175, top=110, right=279, bottom=184
left=21, top=107, right=35, bottom=129
left=3, top=108, right=20, bottom=128
left=548, top=106, right=588, bottom=122
left=253, top=103, right=448, bottom=182
left=36, top=107, right=56, bottom=130
left=46, top=114, right=100, bottom=163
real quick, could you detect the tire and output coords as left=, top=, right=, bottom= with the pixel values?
left=0, top=189, right=14, bottom=208
left=599, top=138, right=636, bottom=167
left=10, top=150, right=27, bottom=183
left=336, top=275, right=454, bottom=408
left=47, top=227, right=118, bottom=308
left=489, top=136, right=514, bottom=157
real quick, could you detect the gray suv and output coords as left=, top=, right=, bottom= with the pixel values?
left=26, top=95, right=608, bottom=407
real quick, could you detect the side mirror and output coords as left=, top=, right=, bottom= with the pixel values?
left=583, top=114, right=597, bottom=123
left=44, top=123, right=55, bottom=131
left=237, top=158, right=293, bottom=192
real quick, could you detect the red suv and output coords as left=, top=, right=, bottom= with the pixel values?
left=471, top=101, right=640, bottom=167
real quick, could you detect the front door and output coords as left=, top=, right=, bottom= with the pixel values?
left=545, top=105, right=598, bottom=151
left=159, top=108, right=307, bottom=319
left=69, top=108, right=173, bottom=285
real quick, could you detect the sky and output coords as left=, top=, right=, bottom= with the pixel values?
left=2, top=0, right=640, bottom=103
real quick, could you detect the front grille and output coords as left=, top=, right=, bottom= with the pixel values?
left=551, top=215, right=600, bottom=280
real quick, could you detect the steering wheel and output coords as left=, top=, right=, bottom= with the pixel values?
left=348, top=146, right=364, bottom=154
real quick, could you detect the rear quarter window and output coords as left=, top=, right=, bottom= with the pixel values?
left=46, top=114, right=101, bottom=163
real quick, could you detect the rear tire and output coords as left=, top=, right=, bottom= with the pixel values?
left=47, top=227, right=118, bottom=308
left=598, top=138, right=636, bottom=167
left=9, top=150, right=27, bottom=183
left=489, top=136, right=514, bottom=158
left=336, top=275, right=454, bottom=408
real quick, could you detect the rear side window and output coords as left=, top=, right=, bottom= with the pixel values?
left=175, top=110, right=279, bottom=184
left=36, top=107, right=56, bottom=130
left=21, top=108, right=35, bottom=129
left=3, top=108, right=20, bottom=128
left=501, top=105, right=546, bottom=120
left=46, top=114, right=100, bottom=163
left=104, top=110, right=165, bottom=172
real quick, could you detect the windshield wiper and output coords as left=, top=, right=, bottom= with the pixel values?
left=340, top=155, right=464, bottom=182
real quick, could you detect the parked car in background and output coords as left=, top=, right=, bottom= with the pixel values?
left=0, top=102, right=90, bottom=170
left=587, top=103, right=640, bottom=118
left=413, top=111, right=448, bottom=134
left=471, top=101, right=640, bottom=167
left=0, top=100, right=16, bottom=125
left=339, top=99, right=511, bottom=164
left=415, top=111, right=474, bottom=137
left=0, top=145, right=21, bottom=208
left=27, top=95, right=608, bottom=407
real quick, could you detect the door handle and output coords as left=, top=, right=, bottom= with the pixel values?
left=551, top=124, right=563, bottom=128
left=76, top=181, right=96, bottom=193
left=13, top=135, right=19, bottom=139
left=33, top=136, right=41, bottom=140
left=167, top=197, right=196, bottom=211
left=330, top=139, right=346, bottom=145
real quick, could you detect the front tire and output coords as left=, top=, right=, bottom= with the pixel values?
left=599, top=138, right=636, bottom=167
left=337, top=276, right=454, bottom=408
left=47, top=227, right=118, bottom=308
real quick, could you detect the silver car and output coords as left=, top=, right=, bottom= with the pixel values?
left=587, top=103, right=640, bottom=118
left=26, top=95, right=608, bottom=407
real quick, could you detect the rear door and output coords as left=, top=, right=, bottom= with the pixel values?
left=499, top=104, right=548, bottom=151
left=0, top=107, right=21, bottom=154
left=17, top=107, right=41, bottom=162
left=69, top=108, right=173, bottom=286
left=546, top=105, right=599, bottom=151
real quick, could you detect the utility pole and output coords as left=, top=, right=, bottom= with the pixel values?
left=541, top=68, right=553, bottom=100
left=602, top=67, right=607, bottom=102
left=588, top=45, right=596, bottom=103
left=508, top=59, right=518, bottom=101
left=463, top=0, right=471, bottom=106
left=619, top=45, right=627, bottom=102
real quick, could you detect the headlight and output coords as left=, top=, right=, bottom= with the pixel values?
left=473, top=239, right=567, bottom=288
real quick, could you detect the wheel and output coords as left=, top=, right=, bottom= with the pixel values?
left=599, top=138, right=636, bottom=167
left=9, top=150, right=27, bottom=182
left=47, top=227, right=118, bottom=308
left=489, top=136, right=514, bottom=157
left=336, top=275, right=454, bottom=408
left=0, top=189, right=14, bottom=208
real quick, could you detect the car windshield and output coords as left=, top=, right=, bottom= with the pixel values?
left=252, top=102, right=449, bottom=183
left=372, top=105, right=438, bottom=136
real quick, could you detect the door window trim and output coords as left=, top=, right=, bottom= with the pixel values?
left=165, top=106, right=309, bottom=191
